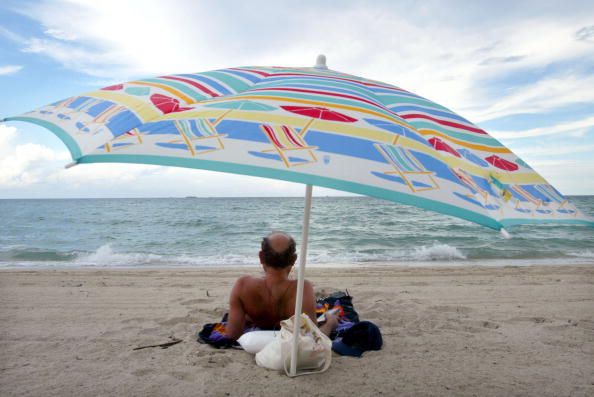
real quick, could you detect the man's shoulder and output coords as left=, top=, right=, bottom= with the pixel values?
left=235, top=275, right=262, bottom=287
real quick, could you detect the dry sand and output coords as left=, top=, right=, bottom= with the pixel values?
left=1, top=265, right=593, bottom=397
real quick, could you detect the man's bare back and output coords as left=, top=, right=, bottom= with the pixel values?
left=224, top=232, right=336, bottom=340
left=231, top=276, right=316, bottom=325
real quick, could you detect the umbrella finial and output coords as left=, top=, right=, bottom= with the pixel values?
left=500, top=228, right=512, bottom=239
left=314, top=54, right=328, bottom=70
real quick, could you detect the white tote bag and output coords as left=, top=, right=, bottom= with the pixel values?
left=255, top=313, right=332, bottom=376
left=280, top=314, right=332, bottom=377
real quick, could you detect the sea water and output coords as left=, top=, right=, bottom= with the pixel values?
left=0, top=196, right=593, bottom=268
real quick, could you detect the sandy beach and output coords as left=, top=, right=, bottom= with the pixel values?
left=1, top=264, right=593, bottom=397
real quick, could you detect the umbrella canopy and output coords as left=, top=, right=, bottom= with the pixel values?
left=4, top=57, right=592, bottom=229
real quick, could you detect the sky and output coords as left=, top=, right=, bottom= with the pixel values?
left=0, top=0, right=593, bottom=198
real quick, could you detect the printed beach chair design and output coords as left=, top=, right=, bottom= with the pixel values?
left=258, top=124, right=318, bottom=167
left=450, top=167, right=499, bottom=210
left=56, top=98, right=104, bottom=120
left=75, top=104, right=127, bottom=135
left=37, top=97, right=78, bottom=116
left=535, top=184, right=575, bottom=214
left=510, top=184, right=573, bottom=215
left=372, top=139, right=439, bottom=193
left=160, top=119, right=226, bottom=156
left=103, top=129, right=144, bottom=153
left=533, top=184, right=568, bottom=208
left=509, top=184, right=543, bottom=214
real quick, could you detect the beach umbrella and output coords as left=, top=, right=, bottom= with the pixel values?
left=3, top=54, right=593, bottom=376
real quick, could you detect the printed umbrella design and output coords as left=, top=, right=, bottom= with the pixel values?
left=4, top=55, right=593, bottom=376
left=280, top=105, right=357, bottom=137
left=364, top=118, right=430, bottom=147
left=150, top=93, right=193, bottom=114
left=102, top=84, right=124, bottom=91
left=458, top=148, right=489, bottom=167
left=428, top=136, right=461, bottom=157
left=485, top=155, right=519, bottom=171
left=204, top=99, right=276, bottom=125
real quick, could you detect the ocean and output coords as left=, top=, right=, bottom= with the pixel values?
left=1, top=196, right=593, bottom=268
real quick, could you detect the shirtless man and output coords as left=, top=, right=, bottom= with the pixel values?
left=225, top=232, right=338, bottom=340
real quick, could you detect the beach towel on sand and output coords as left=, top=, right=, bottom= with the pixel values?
left=197, top=291, right=360, bottom=348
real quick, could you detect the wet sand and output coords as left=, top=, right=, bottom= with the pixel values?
left=1, top=264, right=593, bottom=396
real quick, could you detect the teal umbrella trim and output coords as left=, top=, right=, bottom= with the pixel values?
left=500, top=218, right=594, bottom=228
left=5, top=116, right=82, bottom=159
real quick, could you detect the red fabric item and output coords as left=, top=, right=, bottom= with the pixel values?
left=428, top=137, right=461, bottom=157
left=150, top=94, right=192, bottom=114
left=101, top=84, right=123, bottom=91
left=280, top=105, right=357, bottom=122
left=485, top=155, right=519, bottom=171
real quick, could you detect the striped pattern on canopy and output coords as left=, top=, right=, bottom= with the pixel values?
left=5, top=64, right=593, bottom=229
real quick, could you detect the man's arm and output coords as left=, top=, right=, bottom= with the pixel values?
left=301, top=280, right=318, bottom=323
left=301, top=280, right=338, bottom=336
left=225, top=276, right=247, bottom=340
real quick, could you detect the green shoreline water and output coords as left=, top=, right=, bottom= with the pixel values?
left=1, top=196, right=593, bottom=268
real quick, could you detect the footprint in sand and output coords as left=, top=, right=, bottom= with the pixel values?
left=203, top=354, right=232, bottom=368
left=480, top=320, right=500, bottom=329
left=509, top=316, right=551, bottom=324
left=158, top=316, right=196, bottom=326
left=132, top=368, right=157, bottom=377
left=167, top=370, right=194, bottom=381
left=138, top=326, right=164, bottom=335
left=193, top=350, right=233, bottom=368
left=179, top=298, right=212, bottom=306
left=429, top=305, right=474, bottom=315
left=121, top=317, right=146, bottom=324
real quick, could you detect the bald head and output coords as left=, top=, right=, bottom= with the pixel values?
left=260, top=232, right=297, bottom=269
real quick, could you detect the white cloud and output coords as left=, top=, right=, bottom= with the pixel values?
left=0, top=124, right=69, bottom=186
left=8, top=0, right=592, bottom=108
left=2, top=1, right=593, bottom=196
left=0, top=124, right=345, bottom=197
left=491, top=115, right=594, bottom=140
left=575, top=25, right=594, bottom=42
left=528, top=159, right=594, bottom=195
left=468, top=75, right=594, bottom=123
left=0, top=65, right=23, bottom=75
left=43, top=28, right=77, bottom=41
left=514, top=143, right=594, bottom=157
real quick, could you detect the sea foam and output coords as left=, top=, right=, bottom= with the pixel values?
left=412, top=243, right=467, bottom=261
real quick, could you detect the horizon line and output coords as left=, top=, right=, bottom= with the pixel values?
left=1, top=194, right=593, bottom=200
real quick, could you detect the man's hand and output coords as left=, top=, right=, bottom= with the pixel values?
left=319, top=312, right=340, bottom=336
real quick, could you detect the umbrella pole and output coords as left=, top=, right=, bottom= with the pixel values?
left=289, top=184, right=313, bottom=377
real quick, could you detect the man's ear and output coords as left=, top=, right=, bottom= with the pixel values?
left=259, top=250, right=265, bottom=265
